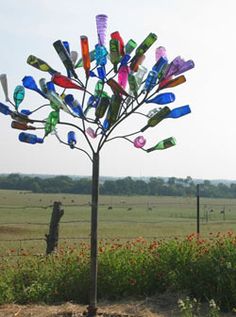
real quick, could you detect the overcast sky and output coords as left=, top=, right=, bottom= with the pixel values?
left=0, top=0, right=235, bottom=180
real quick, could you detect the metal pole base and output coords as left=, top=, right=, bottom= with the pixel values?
left=86, top=305, right=98, bottom=317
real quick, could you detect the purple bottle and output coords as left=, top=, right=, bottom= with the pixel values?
left=96, top=14, right=108, bottom=46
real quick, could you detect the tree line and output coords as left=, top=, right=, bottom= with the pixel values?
left=0, top=174, right=236, bottom=198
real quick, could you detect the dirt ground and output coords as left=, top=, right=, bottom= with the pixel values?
left=0, top=295, right=235, bottom=317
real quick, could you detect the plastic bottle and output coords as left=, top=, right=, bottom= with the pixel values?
left=147, top=137, right=176, bottom=152
left=53, top=40, right=78, bottom=79
left=96, top=14, right=108, bottom=46
left=0, top=102, right=12, bottom=116
left=27, top=55, right=58, bottom=75
left=144, top=70, right=158, bottom=92
left=141, top=106, right=171, bottom=131
left=18, top=132, right=44, bottom=144
left=145, top=92, right=175, bottom=105
left=166, top=105, right=191, bottom=119
left=67, top=131, right=77, bottom=149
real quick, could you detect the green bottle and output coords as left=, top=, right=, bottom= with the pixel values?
left=95, top=96, right=110, bottom=119
left=27, top=55, right=58, bottom=75
left=135, top=33, right=157, bottom=57
left=141, top=106, right=171, bottom=132
left=109, top=39, right=121, bottom=72
left=128, top=74, right=138, bottom=97
left=147, top=137, right=176, bottom=152
left=75, top=50, right=96, bottom=68
left=94, top=80, right=104, bottom=96
left=106, top=94, right=122, bottom=124
left=45, top=110, right=59, bottom=136
left=125, top=39, right=137, bottom=54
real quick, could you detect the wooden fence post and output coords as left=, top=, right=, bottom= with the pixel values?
left=45, top=201, right=64, bottom=254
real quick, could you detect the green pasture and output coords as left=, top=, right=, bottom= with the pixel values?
left=1, top=189, right=236, bottom=254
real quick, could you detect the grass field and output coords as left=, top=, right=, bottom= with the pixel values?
left=1, top=189, right=236, bottom=254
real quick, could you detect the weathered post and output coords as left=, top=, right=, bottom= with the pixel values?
left=45, top=201, right=64, bottom=254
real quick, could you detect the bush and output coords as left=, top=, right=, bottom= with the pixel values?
left=1, top=233, right=236, bottom=311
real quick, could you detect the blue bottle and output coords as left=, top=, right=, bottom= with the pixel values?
left=67, top=131, right=77, bottom=149
left=120, top=54, right=131, bottom=66
left=20, top=109, right=32, bottom=116
left=22, top=76, right=46, bottom=98
left=97, top=66, right=106, bottom=80
left=0, top=102, right=12, bottom=116
left=166, top=105, right=191, bottom=118
left=144, top=70, right=158, bottom=92
left=152, top=56, right=168, bottom=76
left=64, top=94, right=84, bottom=117
left=18, top=132, right=44, bottom=144
left=146, top=92, right=176, bottom=105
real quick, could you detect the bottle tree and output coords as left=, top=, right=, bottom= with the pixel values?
left=0, top=14, right=194, bottom=316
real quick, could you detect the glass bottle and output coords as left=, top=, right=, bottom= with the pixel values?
left=80, top=36, right=91, bottom=77
left=144, top=70, right=158, bottom=92
left=45, top=110, right=59, bottom=136
left=0, top=74, right=10, bottom=102
left=96, top=14, right=108, bottom=46
left=11, top=121, right=35, bottom=130
left=109, top=39, right=121, bottom=72
left=0, top=102, right=12, bottom=116
left=118, top=65, right=129, bottom=89
left=106, top=94, right=122, bottom=124
left=27, top=55, right=58, bottom=75
left=158, top=75, right=186, bottom=91
left=75, top=50, right=96, bottom=68
left=18, top=132, right=44, bottom=144
left=13, top=85, right=25, bottom=109
left=67, top=131, right=77, bottom=149
left=155, top=46, right=167, bottom=62
left=53, top=40, right=78, bottom=79
left=166, top=105, right=191, bottom=119
left=128, top=74, right=138, bottom=97
left=134, top=33, right=157, bottom=57
left=147, top=137, right=176, bottom=152
left=141, top=106, right=171, bottom=131
left=107, top=78, right=129, bottom=97
left=135, top=65, right=147, bottom=89
left=125, top=39, right=137, bottom=54
left=111, top=31, right=125, bottom=56
left=95, top=96, right=110, bottom=119
left=95, top=44, right=108, bottom=66
left=145, top=92, right=175, bottom=105
left=22, top=76, right=46, bottom=98
left=152, top=56, right=168, bottom=77
left=52, top=74, right=83, bottom=90
left=64, top=94, right=84, bottom=117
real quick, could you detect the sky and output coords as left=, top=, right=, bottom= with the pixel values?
left=0, top=0, right=236, bottom=180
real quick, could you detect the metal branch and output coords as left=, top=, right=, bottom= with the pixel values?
left=54, top=131, right=93, bottom=162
